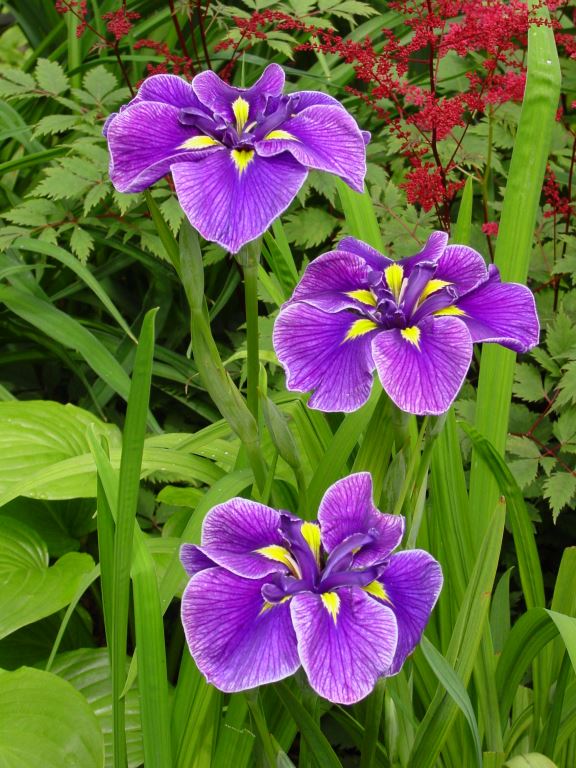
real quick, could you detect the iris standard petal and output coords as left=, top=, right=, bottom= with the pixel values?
left=372, top=316, right=473, bottom=415
left=105, top=101, right=222, bottom=193
left=255, top=105, right=367, bottom=193
left=196, top=497, right=287, bottom=579
left=291, top=588, right=398, bottom=704
left=290, top=251, right=373, bottom=312
left=318, top=473, right=404, bottom=566
left=273, top=303, right=377, bottom=412
left=433, top=244, right=488, bottom=296
left=336, top=237, right=392, bottom=271
left=456, top=265, right=540, bottom=352
left=171, top=150, right=307, bottom=253
left=182, top=567, right=300, bottom=692
left=192, top=63, right=285, bottom=122
left=399, top=231, right=449, bottom=274
left=132, top=73, right=199, bottom=108
left=180, top=543, right=217, bottom=577
left=379, top=550, right=443, bottom=675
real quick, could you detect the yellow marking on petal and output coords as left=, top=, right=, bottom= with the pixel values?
left=321, top=592, right=340, bottom=623
left=346, top=289, right=377, bottom=307
left=419, top=279, right=452, bottom=303
left=384, top=263, right=404, bottom=301
left=179, top=135, right=221, bottom=150
left=301, top=522, right=321, bottom=565
left=255, top=545, right=300, bottom=577
left=400, top=326, right=421, bottom=349
left=264, top=129, right=299, bottom=141
left=434, top=305, right=466, bottom=317
left=231, top=149, right=255, bottom=174
left=232, top=96, right=250, bottom=133
left=344, top=318, right=379, bottom=342
left=363, top=580, right=391, bottom=603
left=259, top=596, right=291, bottom=616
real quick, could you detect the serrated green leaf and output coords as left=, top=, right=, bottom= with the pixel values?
left=543, top=471, right=576, bottom=521
left=0, top=667, right=103, bottom=768
left=33, top=115, right=79, bottom=137
left=159, top=195, right=185, bottom=237
left=83, top=182, right=110, bottom=215
left=556, top=361, right=576, bottom=408
left=552, top=409, right=576, bottom=446
left=32, top=167, right=92, bottom=200
left=3, top=198, right=61, bottom=227
left=0, top=517, right=94, bottom=639
left=35, top=59, right=68, bottom=95
left=513, top=363, right=546, bottom=402
left=531, top=346, right=561, bottom=376
left=82, top=65, right=118, bottom=102
left=284, top=207, right=337, bottom=248
left=547, top=312, right=576, bottom=363
left=507, top=435, right=541, bottom=459
left=0, top=68, right=35, bottom=97
left=70, top=226, right=94, bottom=263
left=508, top=458, right=540, bottom=490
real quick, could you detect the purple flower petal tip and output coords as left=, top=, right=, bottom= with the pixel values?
left=273, top=232, right=540, bottom=415
left=180, top=472, right=442, bottom=704
left=104, top=64, right=368, bottom=252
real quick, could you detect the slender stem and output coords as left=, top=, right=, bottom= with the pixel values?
left=359, top=679, right=386, bottom=768
left=239, top=241, right=261, bottom=423
left=246, top=690, right=277, bottom=768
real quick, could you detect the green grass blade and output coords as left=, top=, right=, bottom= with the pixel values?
left=337, top=179, right=383, bottom=250
left=469, top=1, right=561, bottom=537
left=408, top=500, right=506, bottom=767
left=110, top=308, right=157, bottom=768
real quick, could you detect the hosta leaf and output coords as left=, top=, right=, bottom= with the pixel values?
left=0, top=401, right=121, bottom=500
left=35, top=59, right=68, bottom=95
left=0, top=517, right=94, bottom=639
left=50, top=648, right=143, bottom=768
left=543, top=471, right=576, bottom=522
left=0, top=667, right=103, bottom=768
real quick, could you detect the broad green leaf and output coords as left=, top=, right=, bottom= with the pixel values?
left=504, top=755, right=557, bottom=768
left=0, top=400, right=120, bottom=500
left=0, top=517, right=94, bottom=639
left=51, top=646, right=143, bottom=767
left=0, top=667, right=103, bottom=768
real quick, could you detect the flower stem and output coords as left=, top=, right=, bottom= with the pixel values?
left=238, top=241, right=261, bottom=423
left=245, top=690, right=278, bottom=768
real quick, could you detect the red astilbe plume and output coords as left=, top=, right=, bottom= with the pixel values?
left=215, top=0, right=547, bottom=227
left=103, top=7, right=140, bottom=41
left=543, top=166, right=574, bottom=220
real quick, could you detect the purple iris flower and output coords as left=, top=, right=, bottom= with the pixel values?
left=273, top=231, right=540, bottom=415
left=180, top=473, right=442, bottom=705
left=103, top=64, right=368, bottom=253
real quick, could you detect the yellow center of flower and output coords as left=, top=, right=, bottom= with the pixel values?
left=384, top=263, right=405, bottom=301
left=301, top=522, right=321, bottom=565
left=321, top=592, right=340, bottom=623
left=362, top=580, right=392, bottom=602
left=231, top=149, right=255, bottom=174
left=400, top=326, right=421, bottom=348
left=255, top=544, right=301, bottom=577
left=264, top=129, right=298, bottom=141
left=179, top=135, right=221, bottom=150
left=344, top=318, right=379, bottom=342
left=232, top=96, right=250, bottom=133
left=346, top=289, right=377, bottom=306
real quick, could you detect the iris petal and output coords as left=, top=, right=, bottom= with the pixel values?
left=273, top=303, right=376, bottom=412
left=182, top=567, right=299, bottom=692
left=291, top=588, right=397, bottom=704
left=372, top=316, right=473, bottom=415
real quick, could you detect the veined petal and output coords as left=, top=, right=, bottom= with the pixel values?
left=336, top=237, right=392, bottom=271
left=182, top=567, right=299, bottom=692
left=434, top=244, right=488, bottom=296
left=171, top=150, right=307, bottom=253
left=198, top=498, right=287, bottom=579
left=372, top=316, right=473, bottom=415
left=456, top=265, right=539, bottom=352
left=255, top=104, right=367, bottom=193
left=291, top=90, right=343, bottom=111
left=273, top=303, right=377, bottom=412
left=290, top=250, right=373, bottom=312
left=399, top=231, right=449, bottom=274
left=133, top=73, right=200, bottom=109
left=291, top=588, right=398, bottom=704
left=192, top=64, right=285, bottom=122
left=318, top=473, right=404, bottom=566
left=105, top=101, right=223, bottom=193
left=379, top=550, right=443, bottom=675
left=180, top=543, right=216, bottom=577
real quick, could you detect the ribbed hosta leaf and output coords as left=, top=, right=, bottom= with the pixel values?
left=0, top=401, right=121, bottom=500
left=0, top=666, right=103, bottom=768
left=50, top=649, right=144, bottom=768
left=0, top=517, right=94, bottom=639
